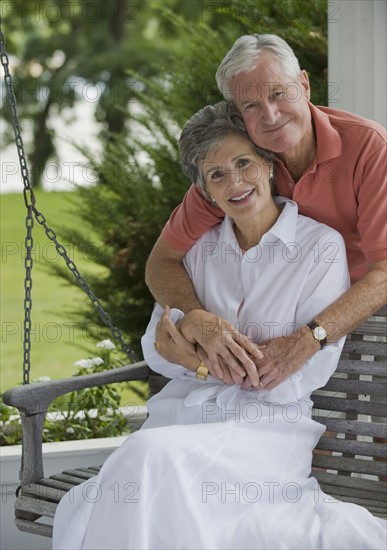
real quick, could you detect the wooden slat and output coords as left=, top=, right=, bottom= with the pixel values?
left=320, top=378, right=386, bottom=396
left=21, top=483, right=67, bottom=503
left=61, top=469, right=96, bottom=480
left=319, top=485, right=385, bottom=504
left=48, top=473, right=85, bottom=485
left=315, top=437, right=386, bottom=458
left=311, top=395, right=386, bottom=416
left=311, top=418, right=387, bottom=438
left=75, top=466, right=101, bottom=475
left=326, top=493, right=386, bottom=511
left=321, top=494, right=386, bottom=516
left=38, top=477, right=75, bottom=492
left=335, top=360, right=386, bottom=376
left=351, top=320, right=387, bottom=337
left=15, top=518, right=53, bottom=538
left=312, top=455, right=386, bottom=476
left=313, top=471, right=385, bottom=493
left=343, top=340, right=386, bottom=357
left=16, top=495, right=57, bottom=518
left=374, top=305, right=387, bottom=317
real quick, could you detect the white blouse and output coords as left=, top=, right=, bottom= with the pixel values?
left=142, top=198, right=350, bottom=404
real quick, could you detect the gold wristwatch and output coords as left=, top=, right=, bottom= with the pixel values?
left=307, top=321, right=327, bottom=349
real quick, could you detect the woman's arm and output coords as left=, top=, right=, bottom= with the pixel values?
left=146, top=236, right=263, bottom=380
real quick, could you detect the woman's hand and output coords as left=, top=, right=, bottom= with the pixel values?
left=179, top=310, right=262, bottom=387
left=196, top=344, right=239, bottom=385
left=154, top=306, right=199, bottom=371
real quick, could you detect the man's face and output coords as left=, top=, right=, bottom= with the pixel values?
left=227, top=53, right=312, bottom=157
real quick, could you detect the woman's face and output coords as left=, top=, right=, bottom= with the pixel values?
left=202, top=134, right=273, bottom=223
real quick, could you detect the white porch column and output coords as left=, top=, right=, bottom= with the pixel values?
left=328, top=0, right=386, bottom=126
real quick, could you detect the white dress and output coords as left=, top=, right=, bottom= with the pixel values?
left=53, top=199, right=387, bottom=549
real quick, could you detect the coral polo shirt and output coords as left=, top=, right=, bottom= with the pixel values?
left=161, top=103, right=387, bottom=283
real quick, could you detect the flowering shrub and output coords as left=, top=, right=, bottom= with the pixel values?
left=1, top=340, right=145, bottom=445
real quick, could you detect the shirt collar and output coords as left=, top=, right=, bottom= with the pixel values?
left=215, top=197, right=299, bottom=254
left=309, top=102, right=342, bottom=163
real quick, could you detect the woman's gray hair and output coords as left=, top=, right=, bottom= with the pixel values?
left=216, top=34, right=301, bottom=99
left=179, top=101, right=274, bottom=201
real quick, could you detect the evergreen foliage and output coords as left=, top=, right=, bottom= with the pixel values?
left=55, top=2, right=328, bottom=360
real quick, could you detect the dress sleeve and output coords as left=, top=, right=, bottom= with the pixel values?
left=140, top=304, right=189, bottom=379
left=291, top=229, right=351, bottom=400
left=161, top=185, right=225, bottom=251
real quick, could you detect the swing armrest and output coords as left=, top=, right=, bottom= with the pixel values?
left=2, top=360, right=149, bottom=414
left=2, top=361, right=150, bottom=486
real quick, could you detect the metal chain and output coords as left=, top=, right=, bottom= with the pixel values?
left=32, top=207, right=138, bottom=363
left=0, top=17, right=138, bottom=384
left=22, top=207, right=34, bottom=385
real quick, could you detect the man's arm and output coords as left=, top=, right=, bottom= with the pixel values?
left=258, top=260, right=387, bottom=389
left=145, top=236, right=203, bottom=312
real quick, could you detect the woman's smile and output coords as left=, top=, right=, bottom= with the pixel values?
left=229, top=188, right=255, bottom=204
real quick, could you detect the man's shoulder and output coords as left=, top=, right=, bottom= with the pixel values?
left=315, top=105, right=386, bottom=140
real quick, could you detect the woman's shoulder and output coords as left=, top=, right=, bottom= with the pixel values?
left=183, top=222, right=225, bottom=271
left=296, top=212, right=345, bottom=245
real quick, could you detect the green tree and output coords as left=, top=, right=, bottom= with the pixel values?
left=0, top=0, right=208, bottom=188
left=53, top=2, right=328, bottom=359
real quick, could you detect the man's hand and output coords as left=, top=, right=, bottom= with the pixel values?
left=179, top=310, right=263, bottom=387
left=254, top=327, right=319, bottom=389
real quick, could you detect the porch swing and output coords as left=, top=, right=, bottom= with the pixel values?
left=1, top=16, right=386, bottom=540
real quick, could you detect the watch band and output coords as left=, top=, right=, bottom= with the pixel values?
left=307, top=321, right=328, bottom=349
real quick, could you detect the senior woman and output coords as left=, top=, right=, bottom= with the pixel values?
left=53, top=102, right=386, bottom=550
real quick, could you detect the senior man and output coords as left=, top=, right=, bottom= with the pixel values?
left=146, top=34, right=387, bottom=389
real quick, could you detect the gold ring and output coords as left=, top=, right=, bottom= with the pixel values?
left=196, top=361, right=209, bottom=381
left=154, top=341, right=161, bottom=349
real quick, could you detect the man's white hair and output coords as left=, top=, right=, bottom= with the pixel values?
left=216, top=34, right=302, bottom=99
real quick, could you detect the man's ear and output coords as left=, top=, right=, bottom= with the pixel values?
left=300, top=70, right=311, bottom=100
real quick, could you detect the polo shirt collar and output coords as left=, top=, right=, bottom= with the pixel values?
left=216, top=197, right=298, bottom=254
left=309, top=102, right=342, bottom=163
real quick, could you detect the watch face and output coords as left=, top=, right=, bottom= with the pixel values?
left=315, top=326, right=327, bottom=340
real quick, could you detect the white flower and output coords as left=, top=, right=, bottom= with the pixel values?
left=96, top=339, right=116, bottom=350
left=34, top=376, right=51, bottom=382
left=73, top=358, right=94, bottom=369
left=73, top=357, right=104, bottom=369
left=66, top=427, right=75, bottom=434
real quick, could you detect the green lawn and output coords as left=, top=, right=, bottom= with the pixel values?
left=1, top=190, right=147, bottom=405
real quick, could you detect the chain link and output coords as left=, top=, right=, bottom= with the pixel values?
left=0, top=17, right=138, bottom=384
left=22, top=207, right=34, bottom=385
